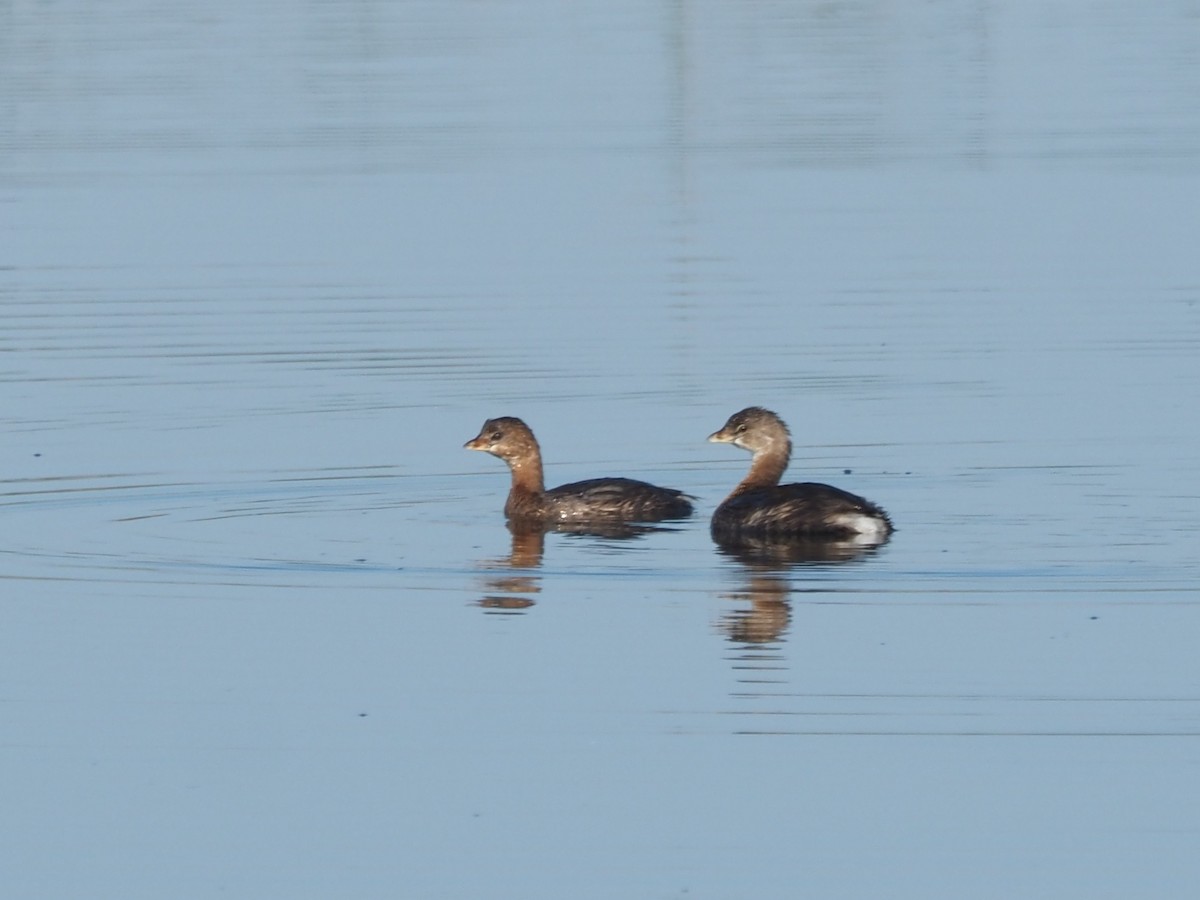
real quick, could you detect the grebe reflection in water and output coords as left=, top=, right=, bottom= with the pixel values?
left=474, top=519, right=683, bottom=612
left=477, top=523, right=545, bottom=612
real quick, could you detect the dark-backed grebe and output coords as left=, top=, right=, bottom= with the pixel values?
left=465, top=417, right=694, bottom=524
left=708, top=407, right=893, bottom=541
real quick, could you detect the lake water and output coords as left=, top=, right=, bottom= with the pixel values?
left=3, top=2, right=1200, bottom=898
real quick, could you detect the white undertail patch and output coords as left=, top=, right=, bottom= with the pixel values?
left=834, top=512, right=890, bottom=539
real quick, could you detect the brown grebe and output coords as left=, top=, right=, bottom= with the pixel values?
left=708, top=407, right=893, bottom=541
left=466, top=416, right=694, bottom=525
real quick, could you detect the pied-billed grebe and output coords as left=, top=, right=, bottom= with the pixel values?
left=465, top=416, right=694, bottom=524
left=708, top=407, right=893, bottom=541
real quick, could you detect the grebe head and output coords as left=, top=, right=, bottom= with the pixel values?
left=708, top=406, right=791, bottom=455
left=465, top=416, right=539, bottom=464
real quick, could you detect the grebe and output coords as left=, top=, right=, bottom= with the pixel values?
left=466, top=416, right=694, bottom=524
left=708, top=407, right=892, bottom=541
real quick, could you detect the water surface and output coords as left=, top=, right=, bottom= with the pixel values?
left=3, top=3, right=1200, bottom=898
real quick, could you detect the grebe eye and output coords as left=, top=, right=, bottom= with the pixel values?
left=735, top=424, right=747, bottom=434
left=490, top=431, right=503, bottom=441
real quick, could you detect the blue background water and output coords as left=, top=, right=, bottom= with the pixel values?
left=3, top=3, right=1199, bottom=898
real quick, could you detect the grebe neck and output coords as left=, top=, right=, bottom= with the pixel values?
left=733, top=440, right=790, bottom=494
left=504, top=448, right=546, bottom=513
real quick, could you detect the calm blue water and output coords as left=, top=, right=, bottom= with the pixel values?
left=3, top=3, right=1199, bottom=898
